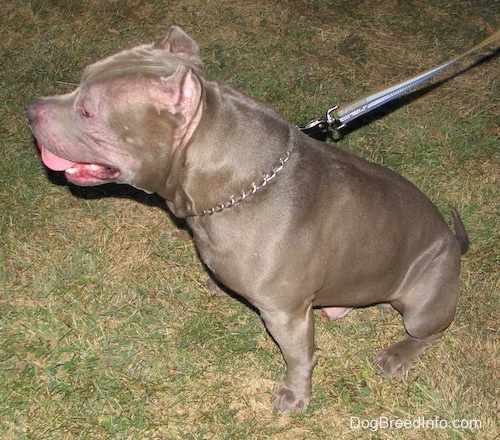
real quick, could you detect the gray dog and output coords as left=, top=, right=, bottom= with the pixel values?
left=28, top=26, right=469, bottom=413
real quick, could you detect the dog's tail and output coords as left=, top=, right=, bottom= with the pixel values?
left=451, top=208, right=470, bottom=255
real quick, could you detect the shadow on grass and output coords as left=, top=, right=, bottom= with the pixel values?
left=43, top=166, right=186, bottom=230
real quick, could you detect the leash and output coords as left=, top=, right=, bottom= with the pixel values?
left=298, top=30, right=500, bottom=139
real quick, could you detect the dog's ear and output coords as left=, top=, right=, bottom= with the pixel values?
left=156, top=25, right=201, bottom=64
left=149, top=65, right=202, bottom=138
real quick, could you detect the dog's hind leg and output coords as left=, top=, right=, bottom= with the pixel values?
left=374, top=243, right=460, bottom=378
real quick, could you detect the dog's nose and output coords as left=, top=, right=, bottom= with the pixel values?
left=27, top=99, right=41, bottom=122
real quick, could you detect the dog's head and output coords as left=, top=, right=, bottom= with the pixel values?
left=28, top=26, right=204, bottom=194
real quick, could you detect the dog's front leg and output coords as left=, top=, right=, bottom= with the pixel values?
left=260, top=295, right=318, bottom=414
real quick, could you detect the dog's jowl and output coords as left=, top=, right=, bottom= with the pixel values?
left=28, top=26, right=469, bottom=413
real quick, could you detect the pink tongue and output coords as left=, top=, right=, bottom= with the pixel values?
left=39, top=143, right=77, bottom=171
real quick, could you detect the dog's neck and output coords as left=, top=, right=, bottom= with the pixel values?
left=162, top=78, right=296, bottom=219
left=194, top=146, right=294, bottom=216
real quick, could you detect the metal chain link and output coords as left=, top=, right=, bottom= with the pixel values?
left=199, top=147, right=293, bottom=216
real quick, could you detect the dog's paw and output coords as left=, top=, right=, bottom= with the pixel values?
left=374, top=335, right=436, bottom=378
left=373, top=348, right=411, bottom=379
left=272, top=384, right=309, bottom=414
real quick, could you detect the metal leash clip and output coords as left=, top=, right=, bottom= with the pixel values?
left=296, top=116, right=331, bottom=138
left=297, top=106, right=343, bottom=140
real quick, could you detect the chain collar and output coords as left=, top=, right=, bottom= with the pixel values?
left=196, top=147, right=294, bottom=216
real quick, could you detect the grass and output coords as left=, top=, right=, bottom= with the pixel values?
left=1, top=0, right=498, bottom=438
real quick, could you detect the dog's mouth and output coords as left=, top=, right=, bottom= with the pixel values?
left=38, top=142, right=120, bottom=186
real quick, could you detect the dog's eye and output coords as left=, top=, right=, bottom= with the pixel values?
left=77, top=103, right=93, bottom=118
left=80, top=108, right=93, bottom=118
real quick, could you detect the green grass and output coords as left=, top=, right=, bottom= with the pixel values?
left=1, top=0, right=498, bottom=438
